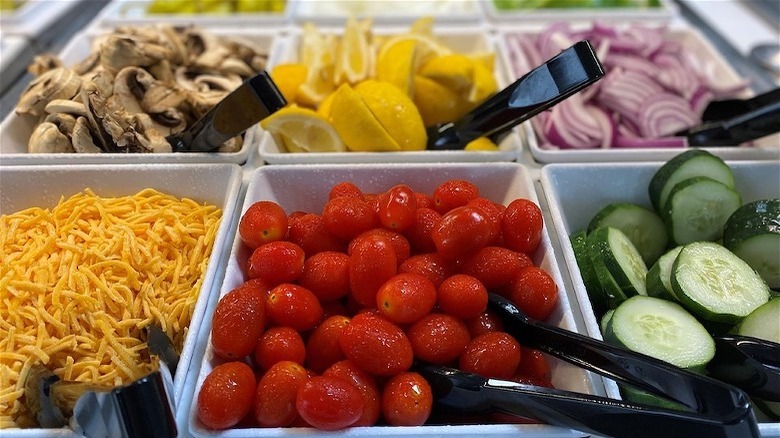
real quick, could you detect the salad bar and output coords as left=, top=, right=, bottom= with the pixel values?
left=0, top=1, right=778, bottom=437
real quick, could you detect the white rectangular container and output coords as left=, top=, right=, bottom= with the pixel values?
left=292, top=0, right=485, bottom=25
left=540, top=159, right=780, bottom=436
left=481, top=0, right=676, bottom=25
left=497, top=23, right=780, bottom=162
left=0, top=163, right=243, bottom=437
left=185, top=162, right=604, bottom=438
left=0, top=27, right=282, bottom=166
left=94, top=0, right=292, bottom=28
left=259, top=27, right=524, bottom=164
left=0, top=0, right=86, bottom=39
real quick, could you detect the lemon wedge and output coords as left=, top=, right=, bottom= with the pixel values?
left=376, top=38, right=417, bottom=96
left=270, top=63, right=308, bottom=104
left=329, top=83, right=401, bottom=152
left=333, top=17, right=372, bottom=85
left=354, top=80, right=426, bottom=151
left=298, top=23, right=336, bottom=108
left=465, top=137, right=499, bottom=151
left=261, top=106, right=346, bottom=153
left=412, top=74, right=474, bottom=127
left=468, top=62, right=498, bottom=103
left=419, top=54, right=475, bottom=94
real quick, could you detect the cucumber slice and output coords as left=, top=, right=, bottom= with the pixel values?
left=672, top=241, right=770, bottom=324
left=600, top=308, right=615, bottom=336
left=618, top=383, right=687, bottom=411
left=649, top=149, right=735, bottom=212
left=570, top=230, right=609, bottom=318
left=661, top=176, right=742, bottom=245
left=724, top=199, right=780, bottom=288
left=586, top=231, right=629, bottom=309
left=737, top=298, right=780, bottom=344
left=587, top=202, right=668, bottom=266
left=645, top=246, right=683, bottom=301
left=604, top=295, right=715, bottom=369
left=589, top=227, right=648, bottom=297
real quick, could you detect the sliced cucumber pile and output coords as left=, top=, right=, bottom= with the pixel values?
left=603, top=295, right=715, bottom=370
left=672, top=241, right=770, bottom=324
left=568, top=149, right=777, bottom=364
left=737, top=298, right=780, bottom=344
left=723, top=199, right=780, bottom=289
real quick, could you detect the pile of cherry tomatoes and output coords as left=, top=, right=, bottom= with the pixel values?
left=196, top=179, right=560, bottom=431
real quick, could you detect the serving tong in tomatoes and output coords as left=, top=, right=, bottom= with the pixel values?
left=24, top=326, right=179, bottom=438
left=166, top=70, right=286, bottom=152
left=675, top=88, right=780, bottom=146
left=426, top=40, right=605, bottom=150
left=417, top=294, right=763, bottom=438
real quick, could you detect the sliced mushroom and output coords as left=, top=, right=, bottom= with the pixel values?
left=72, top=117, right=102, bottom=153
left=27, top=54, right=63, bottom=76
left=193, top=74, right=242, bottom=93
left=141, top=84, right=187, bottom=114
left=218, top=58, right=255, bottom=77
left=82, top=67, right=116, bottom=97
left=186, top=90, right=225, bottom=119
left=72, top=52, right=101, bottom=76
left=147, top=59, right=175, bottom=84
left=28, top=113, right=77, bottom=153
left=111, top=66, right=154, bottom=114
left=99, top=36, right=172, bottom=71
left=130, top=113, right=172, bottom=153
left=80, top=84, right=115, bottom=152
left=149, top=108, right=187, bottom=136
left=45, top=99, right=87, bottom=117
left=16, top=67, right=82, bottom=117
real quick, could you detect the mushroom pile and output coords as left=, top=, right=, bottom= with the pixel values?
left=16, top=25, right=269, bottom=154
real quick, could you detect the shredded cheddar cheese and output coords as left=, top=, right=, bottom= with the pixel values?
left=0, top=188, right=221, bottom=428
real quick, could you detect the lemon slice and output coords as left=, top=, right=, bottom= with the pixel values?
left=409, top=16, right=435, bottom=37
left=330, top=83, right=401, bottom=152
left=261, top=106, right=346, bottom=153
left=354, top=80, right=426, bottom=151
left=333, top=17, right=372, bottom=85
left=376, top=38, right=416, bottom=96
left=377, top=34, right=451, bottom=73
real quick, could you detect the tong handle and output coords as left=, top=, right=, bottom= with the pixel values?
left=427, top=40, right=604, bottom=150
left=684, top=100, right=780, bottom=146
left=701, top=88, right=780, bottom=122
left=708, top=335, right=780, bottom=401
left=167, top=70, right=286, bottom=152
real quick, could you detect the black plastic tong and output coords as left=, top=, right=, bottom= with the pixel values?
left=676, top=88, right=780, bottom=146
left=427, top=40, right=605, bottom=150
left=417, top=294, right=760, bottom=438
left=166, top=70, right=286, bottom=152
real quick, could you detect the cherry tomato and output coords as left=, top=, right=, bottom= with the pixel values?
left=296, top=375, right=364, bottom=430
left=306, top=315, right=350, bottom=373
left=437, top=274, right=488, bottom=320
left=398, top=252, right=454, bottom=288
left=298, top=251, right=350, bottom=302
left=350, top=228, right=411, bottom=266
left=348, top=234, right=397, bottom=308
left=323, top=360, right=381, bottom=426
left=414, top=191, right=433, bottom=209
left=467, top=197, right=504, bottom=245
left=516, top=347, right=551, bottom=383
left=211, top=280, right=268, bottom=360
left=288, top=213, right=345, bottom=257
left=266, top=284, right=323, bottom=331
left=329, top=181, right=363, bottom=199
left=459, top=331, right=521, bottom=379
left=247, top=241, right=305, bottom=285
left=376, top=273, right=437, bottom=324
left=433, top=179, right=480, bottom=214
left=239, top=201, right=288, bottom=249
left=506, top=266, right=559, bottom=321
left=378, top=184, right=417, bottom=232
left=403, top=207, right=442, bottom=254
left=465, top=310, right=505, bottom=338
left=254, top=326, right=306, bottom=370
left=431, top=205, right=491, bottom=260
left=322, top=196, right=378, bottom=240
left=407, top=313, right=470, bottom=365
left=254, top=361, right=309, bottom=427
left=197, top=361, right=256, bottom=430
left=381, top=372, right=433, bottom=426
left=501, top=198, right=543, bottom=254
left=338, top=312, right=413, bottom=376
left=460, top=246, right=532, bottom=290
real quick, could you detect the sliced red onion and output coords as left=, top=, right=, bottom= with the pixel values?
left=503, top=22, right=748, bottom=150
